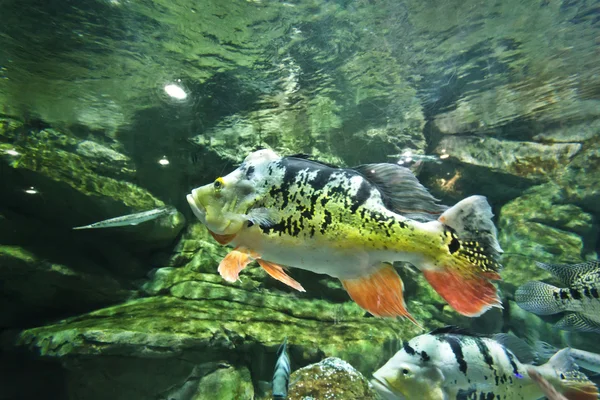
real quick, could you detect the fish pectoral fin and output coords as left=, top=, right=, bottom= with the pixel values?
left=257, top=260, right=305, bottom=292
left=341, top=263, right=420, bottom=326
left=218, top=247, right=258, bottom=282
left=422, top=265, right=501, bottom=317
left=208, top=229, right=237, bottom=245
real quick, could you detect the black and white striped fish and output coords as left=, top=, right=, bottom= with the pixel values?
left=272, top=338, right=290, bottom=399
left=515, top=261, right=600, bottom=333
left=371, top=327, right=598, bottom=400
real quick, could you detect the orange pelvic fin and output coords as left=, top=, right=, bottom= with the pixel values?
left=218, top=247, right=258, bottom=282
left=209, top=230, right=237, bottom=245
left=422, top=267, right=501, bottom=317
left=341, top=263, right=421, bottom=327
left=257, top=259, right=306, bottom=292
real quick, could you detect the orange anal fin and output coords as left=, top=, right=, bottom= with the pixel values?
left=209, top=230, right=236, bottom=245
left=218, top=248, right=257, bottom=282
left=422, top=268, right=501, bottom=317
left=341, top=264, right=421, bottom=327
left=257, top=259, right=305, bottom=292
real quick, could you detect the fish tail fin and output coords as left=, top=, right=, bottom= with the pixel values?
left=422, top=195, right=503, bottom=317
left=541, top=349, right=600, bottom=400
left=515, top=281, right=565, bottom=315
left=341, top=263, right=422, bottom=327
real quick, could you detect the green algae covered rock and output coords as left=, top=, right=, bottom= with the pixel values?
left=434, top=136, right=581, bottom=181
left=498, top=183, right=597, bottom=288
left=16, top=294, right=421, bottom=376
left=287, top=357, right=378, bottom=400
left=193, top=364, right=254, bottom=400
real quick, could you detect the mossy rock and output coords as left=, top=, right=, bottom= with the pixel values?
left=498, top=183, right=596, bottom=288
left=17, top=293, right=423, bottom=377
left=287, top=357, right=378, bottom=400
left=434, top=136, right=581, bottom=181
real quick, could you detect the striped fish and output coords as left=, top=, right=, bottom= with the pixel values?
left=186, top=149, right=503, bottom=323
left=515, top=261, right=600, bottom=333
left=272, top=338, right=290, bottom=399
left=371, top=327, right=598, bottom=400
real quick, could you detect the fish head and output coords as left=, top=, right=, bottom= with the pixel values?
left=372, top=347, right=445, bottom=400
left=187, top=149, right=280, bottom=235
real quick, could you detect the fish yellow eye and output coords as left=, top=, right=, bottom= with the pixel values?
left=214, top=177, right=225, bottom=191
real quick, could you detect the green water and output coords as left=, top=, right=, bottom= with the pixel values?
left=0, top=0, right=599, bottom=399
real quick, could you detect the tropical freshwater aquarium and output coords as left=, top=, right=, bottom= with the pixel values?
left=1, top=0, right=600, bottom=399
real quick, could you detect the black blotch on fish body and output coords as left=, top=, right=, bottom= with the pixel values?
left=592, top=288, right=599, bottom=298
left=349, top=180, right=371, bottom=213
left=474, top=337, right=494, bottom=371
left=443, top=335, right=468, bottom=375
left=502, top=348, right=520, bottom=378
left=403, top=341, right=416, bottom=356
left=420, top=351, right=430, bottom=362
left=321, top=210, right=333, bottom=234
left=570, top=288, right=583, bottom=300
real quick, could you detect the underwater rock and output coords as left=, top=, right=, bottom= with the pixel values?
left=556, top=134, right=600, bottom=215
left=434, top=135, right=581, bottom=181
left=287, top=357, right=378, bottom=400
left=0, top=244, right=132, bottom=328
left=191, top=364, right=254, bottom=400
left=498, top=183, right=597, bottom=288
left=16, top=287, right=422, bottom=378
left=433, top=79, right=599, bottom=136
left=0, top=124, right=184, bottom=252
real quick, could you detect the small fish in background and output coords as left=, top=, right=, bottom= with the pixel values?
left=186, top=149, right=503, bottom=324
left=73, top=206, right=178, bottom=230
left=515, top=261, right=600, bottom=333
left=371, top=326, right=598, bottom=400
left=534, top=341, right=600, bottom=375
left=272, top=338, right=291, bottom=399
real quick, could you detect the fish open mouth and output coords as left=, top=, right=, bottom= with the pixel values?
left=370, top=377, right=405, bottom=400
left=186, top=192, right=205, bottom=221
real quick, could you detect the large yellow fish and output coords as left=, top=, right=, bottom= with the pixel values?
left=186, top=149, right=503, bottom=324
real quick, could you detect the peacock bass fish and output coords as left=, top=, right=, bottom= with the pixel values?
left=186, top=149, right=503, bottom=324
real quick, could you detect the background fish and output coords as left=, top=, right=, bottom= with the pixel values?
left=371, top=326, right=598, bottom=400
left=73, top=206, right=177, bottom=230
left=272, top=338, right=290, bottom=399
left=515, top=261, right=600, bottom=332
left=186, top=149, right=503, bottom=323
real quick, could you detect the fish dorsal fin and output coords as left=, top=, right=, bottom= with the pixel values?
left=277, top=337, right=288, bottom=357
left=352, top=163, right=448, bottom=222
left=493, top=333, right=538, bottom=364
left=287, top=154, right=341, bottom=169
left=547, top=348, right=577, bottom=372
left=535, top=261, right=600, bottom=286
left=428, top=325, right=483, bottom=337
